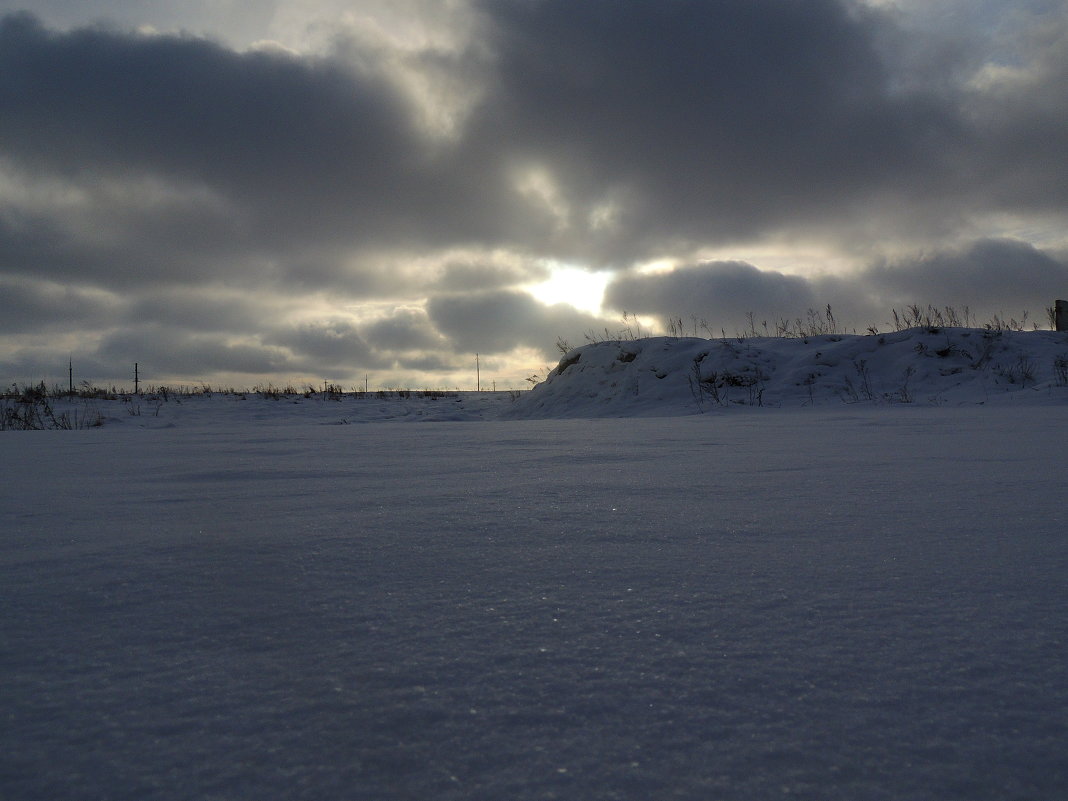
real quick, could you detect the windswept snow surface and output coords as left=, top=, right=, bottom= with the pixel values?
left=3, top=338, right=1068, bottom=800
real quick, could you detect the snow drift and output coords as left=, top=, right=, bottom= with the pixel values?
left=508, top=328, right=1068, bottom=418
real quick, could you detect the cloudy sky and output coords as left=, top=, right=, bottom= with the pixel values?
left=3, top=0, right=1067, bottom=390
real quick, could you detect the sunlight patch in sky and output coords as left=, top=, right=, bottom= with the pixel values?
left=526, top=265, right=609, bottom=315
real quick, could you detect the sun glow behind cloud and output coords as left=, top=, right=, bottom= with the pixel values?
left=525, top=265, right=610, bottom=316
left=3, top=1, right=1068, bottom=389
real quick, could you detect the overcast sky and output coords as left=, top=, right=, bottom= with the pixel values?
left=2, top=0, right=1067, bottom=390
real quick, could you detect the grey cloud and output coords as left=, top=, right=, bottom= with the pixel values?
left=432, top=260, right=550, bottom=293
left=3, top=4, right=1068, bottom=390
left=268, top=320, right=387, bottom=371
left=0, top=184, right=264, bottom=291
left=0, top=14, right=408, bottom=199
left=0, top=278, right=119, bottom=332
left=605, top=261, right=824, bottom=322
left=362, top=308, right=444, bottom=352
left=123, top=289, right=278, bottom=333
left=0, top=12, right=515, bottom=254
left=4, top=4, right=1068, bottom=267
left=4, top=5, right=1066, bottom=281
left=966, top=14, right=1068, bottom=213
left=467, top=0, right=962, bottom=258
left=391, top=353, right=461, bottom=373
left=0, top=11, right=538, bottom=307
left=865, top=238, right=1068, bottom=312
left=604, top=240, right=1068, bottom=335
left=0, top=349, right=114, bottom=388
left=0, top=1, right=277, bottom=41
left=426, top=289, right=612, bottom=354
left=0, top=213, right=103, bottom=285
left=97, top=325, right=291, bottom=377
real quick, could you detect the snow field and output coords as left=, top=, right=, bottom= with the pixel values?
left=2, top=405, right=1067, bottom=799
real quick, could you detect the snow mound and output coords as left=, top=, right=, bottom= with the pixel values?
left=507, top=328, right=1068, bottom=418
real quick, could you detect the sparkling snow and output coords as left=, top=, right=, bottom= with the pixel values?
left=3, top=331, right=1068, bottom=799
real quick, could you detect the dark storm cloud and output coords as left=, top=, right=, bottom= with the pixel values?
left=426, top=290, right=612, bottom=353
left=0, top=13, right=407, bottom=202
left=0, top=184, right=276, bottom=295
left=0, top=12, right=519, bottom=258
left=0, top=2, right=966, bottom=283
left=0, top=278, right=118, bottom=331
left=0, top=213, right=105, bottom=284
left=964, top=16, right=1068, bottom=212
left=4, top=4, right=1068, bottom=266
left=3, top=5, right=1066, bottom=275
left=468, top=0, right=962, bottom=258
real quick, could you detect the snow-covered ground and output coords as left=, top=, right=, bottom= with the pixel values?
left=509, top=328, right=1068, bottom=418
left=3, top=329, right=1067, bottom=799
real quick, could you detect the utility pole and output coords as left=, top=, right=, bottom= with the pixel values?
left=134, top=362, right=140, bottom=395
left=68, top=357, right=73, bottom=396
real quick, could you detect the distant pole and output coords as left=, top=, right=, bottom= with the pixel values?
left=134, top=363, right=139, bottom=395
left=476, top=353, right=480, bottom=392
left=68, top=357, right=73, bottom=395
left=364, top=375, right=368, bottom=394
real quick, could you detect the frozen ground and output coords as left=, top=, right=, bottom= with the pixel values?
left=3, top=331, right=1068, bottom=799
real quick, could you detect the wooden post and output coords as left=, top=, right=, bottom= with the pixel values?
left=1056, top=299, right=1068, bottom=332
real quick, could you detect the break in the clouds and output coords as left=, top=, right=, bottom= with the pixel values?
left=1, top=2, right=1067, bottom=389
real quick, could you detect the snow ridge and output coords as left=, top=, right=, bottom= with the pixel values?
left=508, top=328, right=1068, bottom=418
